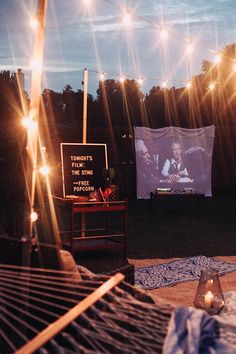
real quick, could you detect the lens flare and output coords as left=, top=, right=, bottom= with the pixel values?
left=39, top=165, right=51, bottom=176
left=30, top=211, right=38, bottom=223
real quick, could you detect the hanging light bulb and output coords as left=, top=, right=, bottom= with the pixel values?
left=214, top=54, right=222, bottom=64
left=82, top=0, right=93, bottom=6
left=30, top=211, right=38, bottom=223
left=100, top=72, right=105, bottom=81
left=161, top=80, right=168, bottom=88
left=137, top=77, right=144, bottom=85
left=29, top=17, right=39, bottom=30
left=160, top=28, right=169, bottom=41
left=186, top=42, right=194, bottom=55
left=22, top=116, right=38, bottom=132
left=30, top=58, right=42, bottom=73
left=186, top=81, right=192, bottom=89
left=209, top=82, right=216, bottom=90
left=122, top=11, right=132, bottom=28
left=39, top=165, right=51, bottom=176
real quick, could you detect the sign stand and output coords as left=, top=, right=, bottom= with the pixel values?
left=82, top=68, right=88, bottom=237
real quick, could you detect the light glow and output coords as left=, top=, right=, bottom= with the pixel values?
left=186, top=81, right=192, bottom=89
left=186, top=42, right=194, bottom=55
left=22, top=117, right=38, bottom=132
left=30, top=211, right=38, bottom=223
left=30, top=58, right=43, bottom=73
left=137, top=77, right=144, bottom=85
left=39, top=165, right=51, bottom=176
left=161, top=80, right=168, bottom=88
left=119, top=76, right=126, bottom=84
left=209, top=82, right=216, bottom=90
left=100, top=72, right=105, bottom=81
left=82, top=0, right=93, bottom=6
left=122, top=12, right=132, bottom=27
left=214, top=54, right=222, bottom=64
left=160, top=28, right=169, bottom=41
left=29, top=17, right=39, bottom=30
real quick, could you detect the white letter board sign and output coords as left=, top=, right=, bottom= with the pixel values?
left=60, top=143, right=108, bottom=198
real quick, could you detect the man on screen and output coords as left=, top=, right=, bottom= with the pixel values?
left=135, top=139, right=159, bottom=197
left=161, top=142, right=190, bottom=182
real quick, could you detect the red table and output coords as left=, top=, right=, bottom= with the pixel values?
left=54, top=197, right=128, bottom=256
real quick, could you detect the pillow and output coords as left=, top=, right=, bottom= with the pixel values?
left=59, top=250, right=82, bottom=282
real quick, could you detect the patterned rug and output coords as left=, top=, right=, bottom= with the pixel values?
left=135, top=255, right=236, bottom=290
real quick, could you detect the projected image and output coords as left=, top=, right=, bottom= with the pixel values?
left=160, top=141, right=193, bottom=183
left=134, top=126, right=215, bottom=199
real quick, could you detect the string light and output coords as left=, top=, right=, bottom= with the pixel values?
left=137, top=77, right=144, bottom=85
left=100, top=72, right=105, bottom=81
left=214, top=54, right=222, bottom=64
left=186, top=42, right=194, bottom=55
left=29, top=17, right=39, bottom=30
left=161, top=80, right=168, bottom=88
left=29, top=0, right=234, bottom=94
left=82, top=0, right=93, bottom=6
left=209, top=82, right=216, bottom=90
left=89, top=68, right=231, bottom=92
left=186, top=81, right=192, bottom=89
left=122, top=11, right=132, bottom=28
left=160, top=28, right=169, bottom=41
left=35, top=0, right=236, bottom=93
left=22, top=116, right=38, bottom=132
left=30, top=58, right=42, bottom=73
left=30, top=211, right=38, bottom=223
left=39, top=165, right=51, bottom=176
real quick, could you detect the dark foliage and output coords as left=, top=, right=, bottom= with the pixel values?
left=0, top=70, right=28, bottom=238
left=2, top=44, right=236, bottom=239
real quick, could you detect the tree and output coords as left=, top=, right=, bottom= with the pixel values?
left=0, top=70, right=28, bottom=238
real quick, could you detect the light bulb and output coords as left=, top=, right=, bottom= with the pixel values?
left=186, top=43, right=194, bottom=55
left=161, top=80, right=167, bottom=88
left=30, top=58, right=42, bottom=73
left=160, top=29, right=168, bottom=41
left=82, top=0, right=92, bottom=6
left=209, top=82, right=216, bottom=90
left=138, top=77, right=144, bottom=85
left=186, top=81, right=192, bottom=89
left=30, top=211, right=38, bottom=222
left=22, top=117, right=38, bottom=132
left=100, top=73, right=105, bottom=81
left=122, top=12, right=132, bottom=27
left=39, top=165, right=51, bottom=176
left=214, top=54, right=222, bottom=64
left=29, top=17, right=39, bottom=30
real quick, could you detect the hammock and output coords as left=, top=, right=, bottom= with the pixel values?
left=0, top=264, right=172, bottom=353
left=1, top=238, right=236, bottom=353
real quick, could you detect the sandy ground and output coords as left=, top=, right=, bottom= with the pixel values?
left=129, top=256, right=236, bottom=307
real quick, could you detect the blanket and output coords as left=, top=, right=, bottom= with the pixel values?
left=163, top=306, right=236, bottom=354
left=135, top=255, right=236, bottom=290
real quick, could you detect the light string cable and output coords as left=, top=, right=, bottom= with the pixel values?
left=84, top=0, right=209, bottom=88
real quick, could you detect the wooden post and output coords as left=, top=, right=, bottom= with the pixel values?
left=82, top=68, right=88, bottom=144
left=26, top=0, right=48, bottom=240
left=82, top=68, right=88, bottom=237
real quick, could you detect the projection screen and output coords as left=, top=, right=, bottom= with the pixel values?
left=134, top=125, right=215, bottom=199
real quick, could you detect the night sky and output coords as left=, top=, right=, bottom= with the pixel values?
left=1, top=0, right=236, bottom=96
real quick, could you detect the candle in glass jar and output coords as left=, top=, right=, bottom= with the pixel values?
left=204, top=290, right=214, bottom=310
